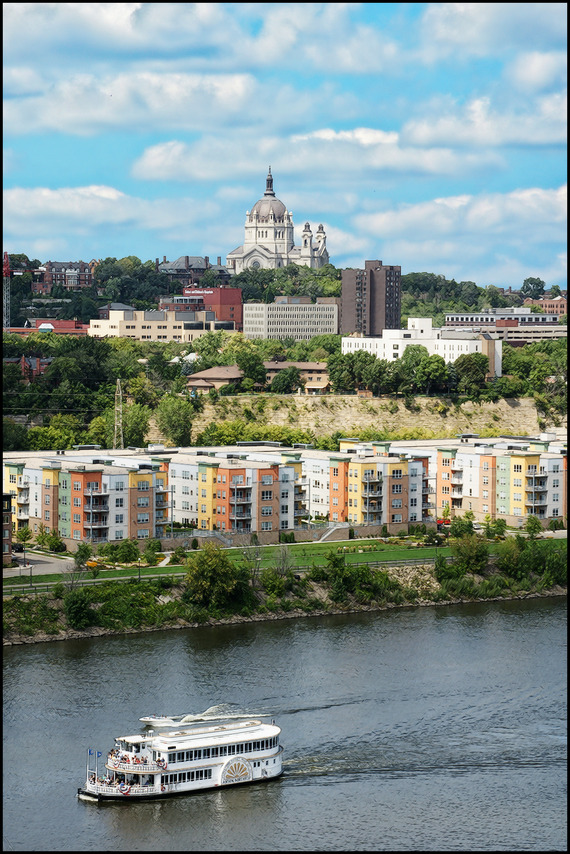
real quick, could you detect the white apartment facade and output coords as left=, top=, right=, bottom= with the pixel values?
left=342, top=317, right=503, bottom=377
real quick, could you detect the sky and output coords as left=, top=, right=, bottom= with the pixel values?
left=2, top=2, right=567, bottom=290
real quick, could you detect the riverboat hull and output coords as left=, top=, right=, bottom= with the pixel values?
left=77, top=768, right=283, bottom=802
left=78, top=717, right=283, bottom=802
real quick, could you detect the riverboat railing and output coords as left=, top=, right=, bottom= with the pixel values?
left=107, top=758, right=161, bottom=773
left=84, top=781, right=162, bottom=796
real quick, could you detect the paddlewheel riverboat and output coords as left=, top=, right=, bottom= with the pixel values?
left=77, top=717, right=283, bottom=801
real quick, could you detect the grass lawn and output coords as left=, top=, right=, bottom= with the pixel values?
left=3, top=538, right=503, bottom=589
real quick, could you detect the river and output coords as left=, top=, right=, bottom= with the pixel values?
left=2, top=597, right=566, bottom=851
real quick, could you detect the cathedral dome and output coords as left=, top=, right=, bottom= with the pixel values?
left=250, top=167, right=287, bottom=221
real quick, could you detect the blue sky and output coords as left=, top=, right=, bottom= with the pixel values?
left=3, top=2, right=567, bottom=289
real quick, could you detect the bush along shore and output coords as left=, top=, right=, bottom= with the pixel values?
left=3, top=537, right=566, bottom=645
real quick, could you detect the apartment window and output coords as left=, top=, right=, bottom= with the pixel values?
left=73, top=481, right=81, bottom=491
left=73, top=497, right=81, bottom=506
left=392, top=499, right=402, bottom=508
left=442, top=486, right=450, bottom=494
left=442, top=458, right=450, bottom=467
left=483, top=462, right=489, bottom=471
left=137, top=481, right=149, bottom=491
left=410, top=498, right=417, bottom=507
left=483, top=477, right=489, bottom=485
left=115, top=514, right=124, bottom=524
left=513, top=465, right=522, bottom=473
left=137, top=513, right=150, bottom=523
left=261, top=490, right=273, bottom=500
left=392, top=469, right=402, bottom=479
left=137, top=497, right=150, bottom=507
left=44, top=495, right=50, bottom=504
left=137, top=530, right=149, bottom=539
left=261, top=521, right=272, bottom=531
left=391, top=514, right=402, bottom=523
left=116, top=498, right=124, bottom=507
left=392, top=484, right=402, bottom=493
left=73, top=513, right=81, bottom=523
left=44, top=511, right=50, bottom=521
left=332, top=467, right=339, bottom=477
left=261, top=507, right=272, bottom=516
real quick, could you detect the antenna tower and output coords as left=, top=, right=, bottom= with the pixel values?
left=113, top=379, right=124, bottom=449
left=3, top=252, right=10, bottom=332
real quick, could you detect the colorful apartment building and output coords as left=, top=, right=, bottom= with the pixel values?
left=2, top=434, right=566, bottom=549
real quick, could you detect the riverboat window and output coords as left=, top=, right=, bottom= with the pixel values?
left=219, top=746, right=227, bottom=756
left=228, top=745, right=236, bottom=755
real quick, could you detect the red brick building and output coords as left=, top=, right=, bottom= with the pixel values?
left=158, top=287, right=243, bottom=330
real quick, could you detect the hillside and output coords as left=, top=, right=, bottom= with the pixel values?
left=147, top=394, right=565, bottom=445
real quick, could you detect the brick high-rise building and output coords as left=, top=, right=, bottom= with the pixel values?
left=341, top=260, right=401, bottom=335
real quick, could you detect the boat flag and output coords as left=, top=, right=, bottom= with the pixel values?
left=88, top=748, right=94, bottom=755
left=97, top=752, right=102, bottom=758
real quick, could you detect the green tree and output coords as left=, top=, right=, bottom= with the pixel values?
left=449, top=516, right=474, bottom=538
left=454, top=352, right=489, bottom=395
left=520, top=277, right=546, bottom=300
left=270, top=367, right=302, bottom=394
left=74, top=543, right=92, bottom=571
left=450, top=534, right=489, bottom=574
left=117, top=539, right=141, bottom=564
left=524, top=514, right=543, bottom=539
left=184, top=542, right=252, bottom=611
left=235, top=349, right=266, bottom=387
left=155, top=396, right=194, bottom=446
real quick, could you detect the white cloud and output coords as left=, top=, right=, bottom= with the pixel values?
left=3, top=71, right=257, bottom=135
left=354, top=185, right=567, bottom=241
left=3, top=184, right=220, bottom=235
left=132, top=130, right=502, bottom=184
left=419, top=3, right=567, bottom=60
left=505, top=51, right=567, bottom=93
left=402, top=94, right=567, bottom=146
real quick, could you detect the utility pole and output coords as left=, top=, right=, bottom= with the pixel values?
left=113, top=379, right=124, bottom=449
left=3, top=251, right=10, bottom=332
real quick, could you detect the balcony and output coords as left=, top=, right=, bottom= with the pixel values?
left=17, top=492, right=29, bottom=504
left=229, top=511, right=252, bottom=520
left=84, top=487, right=108, bottom=496
left=363, top=473, right=382, bottom=482
left=526, top=480, right=547, bottom=491
left=450, top=475, right=463, bottom=485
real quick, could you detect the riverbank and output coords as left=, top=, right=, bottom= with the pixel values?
left=3, top=571, right=566, bottom=646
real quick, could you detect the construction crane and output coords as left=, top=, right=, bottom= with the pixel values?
left=3, top=251, right=10, bottom=332
left=113, top=378, right=124, bottom=449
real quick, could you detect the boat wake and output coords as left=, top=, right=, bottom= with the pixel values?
left=141, top=704, right=272, bottom=727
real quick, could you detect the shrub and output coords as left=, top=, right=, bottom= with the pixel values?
left=63, top=589, right=93, bottom=630
left=260, top=567, right=286, bottom=597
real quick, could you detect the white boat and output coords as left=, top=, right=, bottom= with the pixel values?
left=77, top=717, right=283, bottom=801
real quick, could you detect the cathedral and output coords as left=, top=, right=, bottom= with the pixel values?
left=226, top=168, right=329, bottom=274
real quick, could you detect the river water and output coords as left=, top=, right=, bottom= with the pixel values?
left=2, top=597, right=567, bottom=852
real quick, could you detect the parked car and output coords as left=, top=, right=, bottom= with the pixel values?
left=12, top=542, right=24, bottom=552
